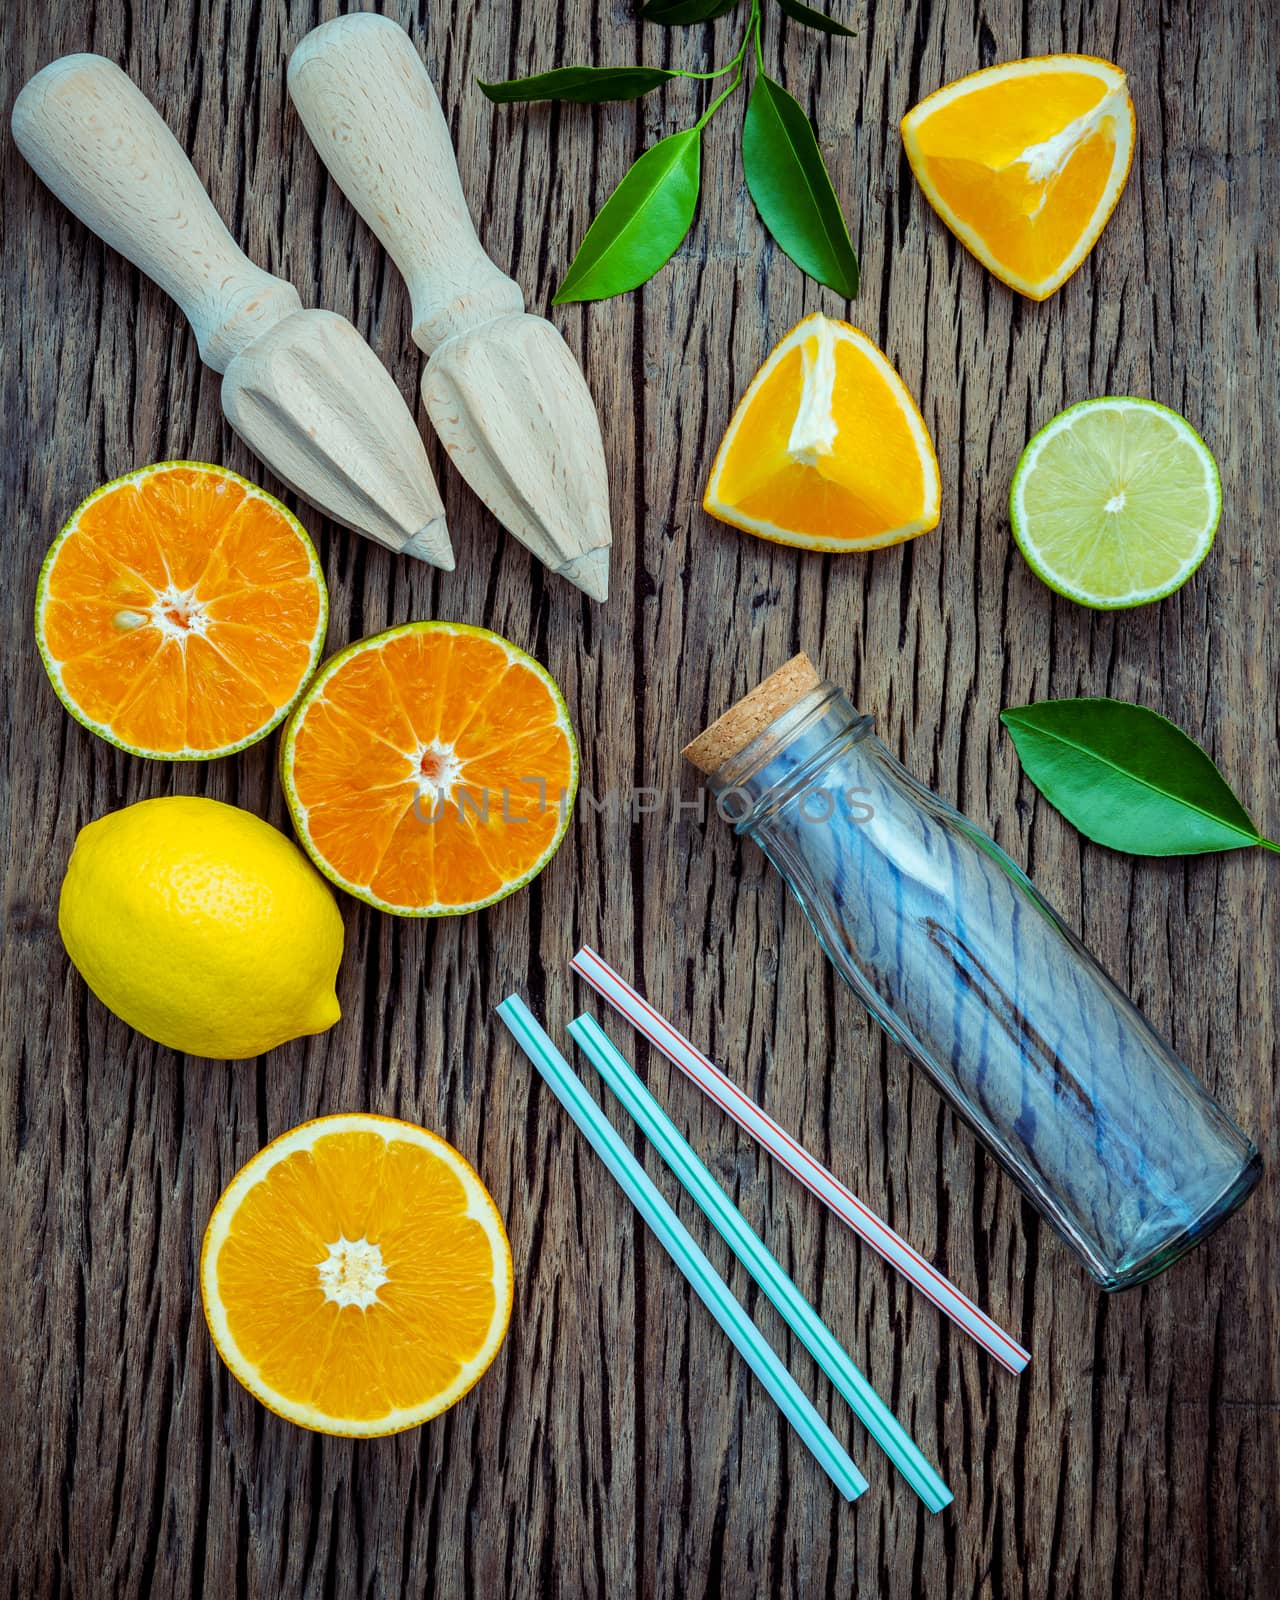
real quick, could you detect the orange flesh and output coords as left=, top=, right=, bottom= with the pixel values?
left=909, top=71, right=1124, bottom=285
left=214, top=1131, right=500, bottom=1419
left=40, top=467, right=323, bottom=754
left=289, top=629, right=574, bottom=911
left=713, top=336, right=932, bottom=541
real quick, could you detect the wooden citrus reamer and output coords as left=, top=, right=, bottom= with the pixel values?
left=288, top=14, right=614, bottom=602
left=12, top=54, right=453, bottom=568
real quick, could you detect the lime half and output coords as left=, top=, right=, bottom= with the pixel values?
left=1010, top=398, right=1221, bottom=608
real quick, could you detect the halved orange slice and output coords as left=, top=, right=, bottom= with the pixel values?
left=281, top=622, right=578, bottom=916
left=901, top=55, right=1136, bottom=300
left=703, top=313, right=941, bottom=552
left=36, top=462, right=327, bottom=759
left=201, top=1114, right=513, bottom=1436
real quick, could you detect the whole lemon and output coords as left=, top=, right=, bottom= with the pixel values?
left=59, top=797, right=344, bottom=1060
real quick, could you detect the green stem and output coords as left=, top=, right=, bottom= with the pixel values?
left=1258, top=837, right=1280, bottom=854
left=694, top=53, right=744, bottom=125
left=695, top=0, right=759, bottom=128
left=674, top=61, right=743, bottom=81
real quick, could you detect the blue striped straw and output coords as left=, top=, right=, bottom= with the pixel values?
left=568, top=1012, right=952, bottom=1512
left=496, top=995, right=867, bottom=1503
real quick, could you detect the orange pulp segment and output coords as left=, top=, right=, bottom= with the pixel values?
left=901, top=55, right=1135, bottom=300
left=281, top=623, right=578, bottom=916
left=201, top=1114, right=513, bottom=1436
left=36, top=462, right=327, bottom=758
left=703, top=314, right=941, bottom=551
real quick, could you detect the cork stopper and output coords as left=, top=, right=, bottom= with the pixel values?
left=683, top=654, right=822, bottom=774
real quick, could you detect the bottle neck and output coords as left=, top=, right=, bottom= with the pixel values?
left=704, top=684, right=875, bottom=833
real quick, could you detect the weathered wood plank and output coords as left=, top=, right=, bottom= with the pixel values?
left=2, top=1, right=1276, bottom=1596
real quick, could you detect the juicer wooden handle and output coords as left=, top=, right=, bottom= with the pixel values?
left=288, top=13, right=524, bottom=356
left=12, top=54, right=300, bottom=373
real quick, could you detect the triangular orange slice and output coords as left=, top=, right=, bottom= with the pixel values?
left=703, top=314, right=941, bottom=552
left=902, top=55, right=1136, bottom=300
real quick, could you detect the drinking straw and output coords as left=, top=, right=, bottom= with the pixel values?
left=570, top=946, right=1030, bottom=1375
left=496, top=994, right=868, bottom=1503
left=568, top=1013, right=953, bottom=1513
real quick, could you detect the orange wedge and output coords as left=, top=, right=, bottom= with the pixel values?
left=703, top=313, right=941, bottom=552
left=201, top=1114, right=513, bottom=1436
left=281, top=622, right=578, bottom=916
left=36, top=461, right=327, bottom=759
left=901, top=55, right=1136, bottom=300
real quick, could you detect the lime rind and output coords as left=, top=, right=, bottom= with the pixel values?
left=279, top=621, right=580, bottom=919
left=1010, top=398, right=1221, bottom=608
left=34, top=461, right=329, bottom=761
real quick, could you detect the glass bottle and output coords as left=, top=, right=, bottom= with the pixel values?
left=687, top=658, right=1261, bottom=1290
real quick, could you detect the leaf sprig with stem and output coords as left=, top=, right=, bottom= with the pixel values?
left=480, top=0, right=859, bottom=304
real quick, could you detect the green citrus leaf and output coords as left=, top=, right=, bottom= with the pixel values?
left=479, top=66, right=680, bottom=104
left=741, top=73, right=859, bottom=297
left=643, top=0, right=742, bottom=22
left=1001, top=699, right=1266, bottom=856
left=553, top=127, right=702, bottom=303
left=774, top=0, right=858, bottom=37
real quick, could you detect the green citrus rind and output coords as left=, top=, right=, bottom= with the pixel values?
left=34, top=460, right=329, bottom=761
left=1009, top=398, right=1221, bottom=609
left=279, top=622, right=580, bottom=918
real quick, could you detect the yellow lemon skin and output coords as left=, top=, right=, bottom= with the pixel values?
left=58, top=797, right=344, bottom=1060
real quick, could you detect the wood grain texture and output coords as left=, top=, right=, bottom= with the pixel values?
left=2, top=2, right=1276, bottom=1596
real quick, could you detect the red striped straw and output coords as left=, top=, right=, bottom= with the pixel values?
left=571, top=945, right=1030, bottom=1375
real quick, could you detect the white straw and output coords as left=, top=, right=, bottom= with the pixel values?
left=571, top=945, right=1030, bottom=1375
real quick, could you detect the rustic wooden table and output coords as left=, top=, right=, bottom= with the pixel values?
left=3, top=2, right=1276, bottom=1595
